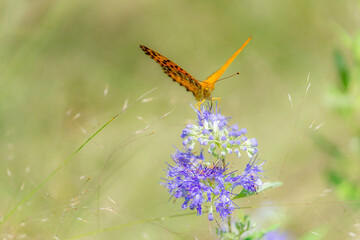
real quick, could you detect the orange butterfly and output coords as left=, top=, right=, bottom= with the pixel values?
left=140, top=37, right=251, bottom=106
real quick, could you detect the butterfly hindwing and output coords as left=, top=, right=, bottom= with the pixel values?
left=140, top=45, right=202, bottom=97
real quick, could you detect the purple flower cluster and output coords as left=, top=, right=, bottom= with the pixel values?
left=234, top=158, right=265, bottom=192
left=162, top=105, right=264, bottom=221
left=181, top=106, right=258, bottom=159
left=263, top=230, right=291, bottom=240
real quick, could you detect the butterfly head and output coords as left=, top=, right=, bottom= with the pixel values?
left=199, top=81, right=215, bottom=100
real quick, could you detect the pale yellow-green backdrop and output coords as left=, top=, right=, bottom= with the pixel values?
left=0, top=0, right=358, bottom=239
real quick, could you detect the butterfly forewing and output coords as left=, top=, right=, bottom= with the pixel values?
left=140, top=45, right=202, bottom=98
left=203, top=37, right=252, bottom=85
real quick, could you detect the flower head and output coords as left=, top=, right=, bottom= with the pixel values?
left=180, top=105, right=259, bottom=159
left=164, top=149, right=250, bottom=220
left=162, top=105, right=265, bottom=221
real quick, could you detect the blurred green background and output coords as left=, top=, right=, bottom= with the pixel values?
left=1, top=0, right=359, bottom=239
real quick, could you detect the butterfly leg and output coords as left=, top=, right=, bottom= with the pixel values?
left=195, top=99, right=206, bottom=122
left=195, top=99, right=206, bottom=112
left=211, top=97, right=221, bottom=112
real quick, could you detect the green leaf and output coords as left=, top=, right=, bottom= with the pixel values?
left=334, top=50, right=350, bottom=92
left=233, top=181, right=283, bottom=199
left=312, top=133, right=345, bottom=161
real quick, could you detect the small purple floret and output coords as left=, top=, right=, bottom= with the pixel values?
left=202, top=129, right=210, bottom=135
left=250, top=138, right=258, bottom=147
left=240, top=128, right=247, bottom=134
left=181, top=128, right=190, bottom=138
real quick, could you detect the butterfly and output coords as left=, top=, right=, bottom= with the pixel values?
left=140, top=37, right=251, bottom=106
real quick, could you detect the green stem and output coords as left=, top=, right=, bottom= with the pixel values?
left=228, top=215, right=232, bottom=233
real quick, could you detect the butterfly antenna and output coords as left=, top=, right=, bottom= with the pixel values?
left=217, top=72, right=240, bottom=82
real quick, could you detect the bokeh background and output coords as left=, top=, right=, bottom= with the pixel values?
left=1, top=0, right=359, bottom=239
